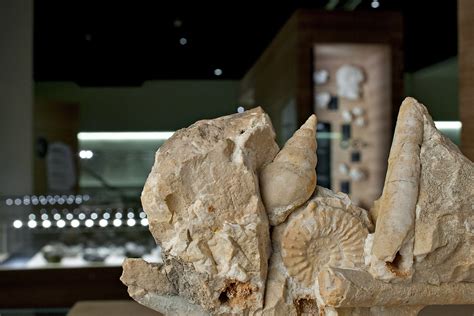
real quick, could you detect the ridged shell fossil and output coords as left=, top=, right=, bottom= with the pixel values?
left=260, top=115, right=317, bottom=226
left=281, top=201, right=368, bottom=287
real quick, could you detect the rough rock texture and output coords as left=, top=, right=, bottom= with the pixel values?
left=262, top=186, right=373, bottom=315
left=124, top=107, right=279, bottom=315
left=317, top=267, right=474, bottom=307
left=367, top=98, right=474, bottom=284
left=121, top=100, right=474, bottom=316
left=260, top=115, right=318, bottom=226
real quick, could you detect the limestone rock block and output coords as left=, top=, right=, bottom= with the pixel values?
left=367, top=97, right=474, bottom=283
left=138, top=107, right=279, bottom=314
left=260, top=115, right=318, bottom=226
left=121, top=99, right=474, bottom=316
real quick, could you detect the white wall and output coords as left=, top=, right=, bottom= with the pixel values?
left=0, top=0, right=33, bottom=195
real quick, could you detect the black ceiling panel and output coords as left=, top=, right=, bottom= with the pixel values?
left=34, top=0, right=457, bottom=85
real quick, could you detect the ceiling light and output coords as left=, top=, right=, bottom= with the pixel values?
left=42, top=220, right=52, bottom=229
left=371, top=0, right=380, bottom=8
left=56, top=219, right=66, bottom=228
left=113, top=219, right=122, bottom=227
left=13, top=220, right=23, bottom=229
left=141, top=218, right=149, bottom=226
left=85, top=219, right=94, bottom=228
left=28, top=220, right=37, bottom=229
left=237, top=106, right=245, bottom=113
left=127, top=218, right=136, bottom=227
left=99, top=219, right=108, bottom=227
left=214, top=69, right=223, bottom=76
left=434, top=121, right=462, bottom=130
left=173, top=19, right=183, bottom=28
left=179, top=37, right=187, bottom=45
left=71, top=219, right=80, bottom=228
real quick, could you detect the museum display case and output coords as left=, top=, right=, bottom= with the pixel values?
left=240, top=10, right=403, bottom=209
left=0, top=132, right=172, bottom=309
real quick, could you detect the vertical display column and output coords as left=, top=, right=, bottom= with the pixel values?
left=0, top=0, right=33, bottom=195
left=313, top=44, right=391, bottom=209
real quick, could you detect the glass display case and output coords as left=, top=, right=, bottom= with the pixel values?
left=0, top=194, right=159, bottom=270
left=0, top=131, right=173, bottom=311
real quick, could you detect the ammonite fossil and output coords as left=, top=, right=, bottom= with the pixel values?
left=281, top=201, right=368, bottom=287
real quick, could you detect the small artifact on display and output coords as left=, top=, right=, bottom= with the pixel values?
left=335, top=64, right=365, bottom=100
left=121, top=98, right=474, bottom=315
left=315, top=92, right=331, bottom=110
left=313, top=69, right=330, bottom=85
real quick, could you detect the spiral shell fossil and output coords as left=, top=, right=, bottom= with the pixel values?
left=281, top=201, right=368, bottom=287
left=260, top=114, right=318, bottom=226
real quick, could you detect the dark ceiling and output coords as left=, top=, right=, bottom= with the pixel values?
left=34, top=0, right=457, bottom=85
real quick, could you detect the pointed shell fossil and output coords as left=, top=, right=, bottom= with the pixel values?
left=281, top=201, right=368, bottom=287
left=260, top=115, right=318, bottom=226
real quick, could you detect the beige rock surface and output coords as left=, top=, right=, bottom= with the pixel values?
left=367, top=98, right=474, bottom=284
left=121, top=100, right=473, bottom=316
left=260, top=115, right=318, bottom=226
left=262, top=186, right=373, bottom=315
left=137, top=107, right=279, bottom=314
left=317, top=267, right=474, bottom=308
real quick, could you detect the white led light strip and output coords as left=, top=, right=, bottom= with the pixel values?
left=78, top=132, right=174, bottom=141
left=434, top=121, right=462, bottom=130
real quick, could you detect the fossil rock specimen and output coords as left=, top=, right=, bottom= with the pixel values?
left=260, top=114, right=317, bottom=226
left=263, top=186, right=373, bottom=315
left=367, top=97, right=474, bottom=284
left=123, top=107, right=279, bottom=315
left=121, top=98, right=473, bottom=315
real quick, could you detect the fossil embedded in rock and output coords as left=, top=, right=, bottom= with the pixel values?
left=281, top=201, right=368, bottom=287
left=260, top=114, right=318, bottom=226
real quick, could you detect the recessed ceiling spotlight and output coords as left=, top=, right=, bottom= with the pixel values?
left=71, top=219, right=80, bottom=228
left=99, top=219, right=108, bottom=227
left=85, top=219, right=94, bottom=228
left=42, top=220, right=52, bottom=229
left=173, top=19, right=183, bottom=28
left=371, top=0, right=380, bottom=8
left=237, top=106, right=245, bottom=113
left=13, top=220, right=23, bottom=229
left=113, top=219, right=122, bottom=227
left=179, top=37, right=187, bottom=45
left=28, top=220, right=37, bottom=229
left=214, top=68, right=223, bottom=76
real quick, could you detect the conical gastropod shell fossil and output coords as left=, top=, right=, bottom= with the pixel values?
left=259, top=115, right=318, bottom=226
left=281, top=201, right=368, bottom=287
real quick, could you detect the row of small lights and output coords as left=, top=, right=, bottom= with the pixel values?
left=12, top=210, right=148, bottom=229
left=5, top=194, right=90, bottom=206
